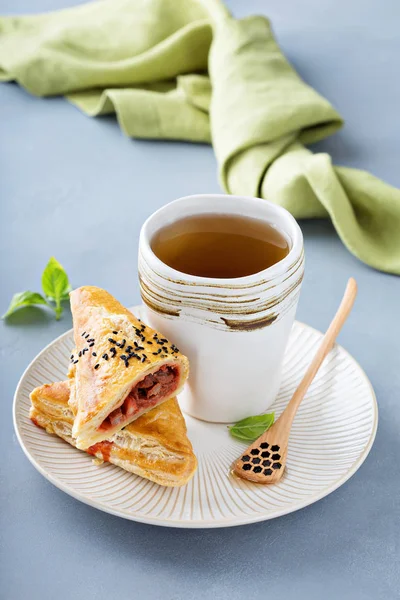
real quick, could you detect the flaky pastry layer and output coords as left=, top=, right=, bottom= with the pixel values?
left=30, top=381, right=197, bottom=487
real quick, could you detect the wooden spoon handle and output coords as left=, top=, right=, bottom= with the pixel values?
left=282, top=277, right=358, bottom=424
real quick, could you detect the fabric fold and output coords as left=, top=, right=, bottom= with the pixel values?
left=67, top=74, right=212, bottom=141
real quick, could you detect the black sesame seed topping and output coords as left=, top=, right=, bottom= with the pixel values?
left=134, top=328, right=141, bottom=336
left=74, top=360, right=78, bottom=364
left=108, top=338, right=116, bottom=344
left=153, top=334, right=158, bottom=339
left=78, top=351, right=82, bottom=357
left=87, top=338, right=94, bottom=343
left=124, top=361, right=129, bottom=368
left=81, top=332, right=86, bottom=337
left=162, top=346, right=168, bottom=352
left=94, top=364, right=100, bottom=370
left=152, top=352, right=158, bottom=356
left=102, top=353, right=109, bottom=360
left=116, top=339, right=126, bottom=349
left=82, top=348, right=88, bottom=354
left=112, top=331, right=118, bottom=335
left=160, top=338, right=168, bottom=343
left=147, top=341, right=153, bottom=345
left=141, top=325, right=146, bottom=331
left=120, top=355, right=127, bottom=361
left=141, top=356, right=146, bottom=362
left=109, top=347, right=116, bottom=356
left=70, top=355, right=74, bottom=360
left=92, top=352, right=97, bottom=357
left=85, top=333, right=90, bottom=339
left=89, top=342, right=95, bottom=347
left=125, top=346, right=133, bottom=353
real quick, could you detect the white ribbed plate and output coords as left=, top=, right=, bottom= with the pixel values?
left=14, top=306, right=378, bottom=528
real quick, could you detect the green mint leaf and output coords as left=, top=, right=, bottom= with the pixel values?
left=41, top=257, right=71, bottom=300
left=3, top=257, right=72, bottom=323
left=229, top=413, right=275, bottom=442
left=2, top=291, right=49, bottom=319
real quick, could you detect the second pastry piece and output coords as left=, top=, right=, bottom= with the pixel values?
left=69, top=286, right=189, bottom=450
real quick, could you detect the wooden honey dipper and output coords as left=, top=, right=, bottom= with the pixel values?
left=233, top=278, right=358, bottom=484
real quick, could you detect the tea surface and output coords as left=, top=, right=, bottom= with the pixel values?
left=151, top=214, right=289, bottom=278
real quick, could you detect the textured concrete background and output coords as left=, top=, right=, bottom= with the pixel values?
left=1, top=1, right=399, bottom=598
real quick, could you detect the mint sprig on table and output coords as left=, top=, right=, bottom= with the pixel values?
left=2, top=257, right=71, bottom=321
left=229, top=413, right=275, bottom=441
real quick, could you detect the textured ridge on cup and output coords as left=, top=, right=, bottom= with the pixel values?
left=139, top=195, right=304, bottom=332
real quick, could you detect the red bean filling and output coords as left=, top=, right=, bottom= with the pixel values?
left=99, top=366, right=179, bottom=431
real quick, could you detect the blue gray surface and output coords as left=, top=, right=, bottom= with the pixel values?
left=1, top=0, right=399, bottom=598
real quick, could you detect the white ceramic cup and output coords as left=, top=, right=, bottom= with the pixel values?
left=138, top=194, right=304, bottom=423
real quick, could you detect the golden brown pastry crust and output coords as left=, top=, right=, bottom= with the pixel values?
left=69, top=286, right=189, bottom=449
left=30, top=381, right=197, bottom=487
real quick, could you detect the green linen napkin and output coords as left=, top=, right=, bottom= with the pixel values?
left=1, top=0, right=399, bottom=274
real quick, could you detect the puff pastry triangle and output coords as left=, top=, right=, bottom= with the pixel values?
left=69, top=286, right=189, bottom=449
left=30, top=381, right=197, bottom=487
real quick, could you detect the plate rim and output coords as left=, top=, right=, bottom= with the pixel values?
left=13, top=311, right=378, bottom=529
